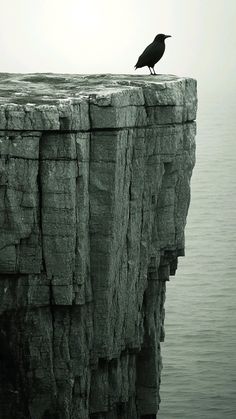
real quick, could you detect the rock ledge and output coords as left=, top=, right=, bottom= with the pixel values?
left=0, top=74, right=197, bottom=419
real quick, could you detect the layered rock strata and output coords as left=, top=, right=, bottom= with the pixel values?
left=0, top=73, right=197, bottom=419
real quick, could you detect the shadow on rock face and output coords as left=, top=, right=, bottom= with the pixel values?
left=0, top=317, right=30, bottom=419
left=42, top=410, right=60, bottom=419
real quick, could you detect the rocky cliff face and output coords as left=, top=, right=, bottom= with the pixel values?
left=0, top=73, right=197, bottom=419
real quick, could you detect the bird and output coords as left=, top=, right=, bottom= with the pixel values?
left=135, top=33, right=171, bottom=75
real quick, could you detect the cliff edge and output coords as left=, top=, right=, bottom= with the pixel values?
left=0, top=73, right=197, bottom=419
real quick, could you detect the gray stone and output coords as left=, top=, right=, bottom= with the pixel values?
left=0, top=73, right=197, bottom=418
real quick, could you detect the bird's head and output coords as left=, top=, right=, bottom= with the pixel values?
left=154, top=34, right=171, bottom=42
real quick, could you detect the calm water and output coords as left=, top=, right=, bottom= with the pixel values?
left=159, top=95, right=236, bottom=419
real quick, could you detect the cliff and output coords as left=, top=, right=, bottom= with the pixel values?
left=0, top=73, right=197, bottom=419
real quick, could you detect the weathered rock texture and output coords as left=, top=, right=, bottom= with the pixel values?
left=0, top=73, right=197, bottom=419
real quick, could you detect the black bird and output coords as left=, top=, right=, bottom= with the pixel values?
left=135, top=33, right=171, bottom=75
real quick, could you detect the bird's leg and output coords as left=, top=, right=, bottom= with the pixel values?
left=152, top=67, right=157, bottom=75
left=148, top=67, right=153, bottom=75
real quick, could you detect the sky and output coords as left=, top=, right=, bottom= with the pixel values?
left=0, top=0, right=236, bottom=97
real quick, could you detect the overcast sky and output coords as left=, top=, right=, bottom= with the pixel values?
left=1, top=0, right=236, bottom=97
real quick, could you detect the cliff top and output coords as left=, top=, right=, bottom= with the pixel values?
left=0, top=73, right=197, bottom=130
left=0, top=73, right=196, bottom=105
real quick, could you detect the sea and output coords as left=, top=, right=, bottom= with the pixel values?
left=159, top=90, right=236, bottom=419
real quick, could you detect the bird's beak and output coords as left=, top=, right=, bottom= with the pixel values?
left=165, top=35, right=171, bottom=39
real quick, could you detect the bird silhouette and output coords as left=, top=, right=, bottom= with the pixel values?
left=135, top=33, right=171, bottom=75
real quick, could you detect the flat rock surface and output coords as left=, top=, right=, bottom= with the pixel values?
left=0, top=73, right=197, bottom=131
left=0, top=73, right=195, bottom=105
